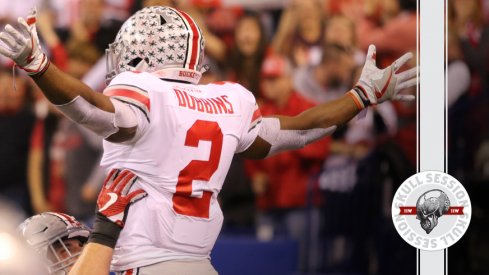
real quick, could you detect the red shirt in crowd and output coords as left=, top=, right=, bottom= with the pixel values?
left=245, top=92, right=331, bottom=211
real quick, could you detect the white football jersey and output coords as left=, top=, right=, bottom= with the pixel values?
left=100, top=71, right=262, bottom=271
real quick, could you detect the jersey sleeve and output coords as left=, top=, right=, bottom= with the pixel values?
left=103, top=72, right=151, bottom=122
left=234, top=85, right=262, bottom=153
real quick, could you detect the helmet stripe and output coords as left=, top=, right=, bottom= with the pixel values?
left=50, top=212, right=78, bottom=226
left=176, top=10, right=202, bottom=70
left=170, top=9, right=191, bottom=69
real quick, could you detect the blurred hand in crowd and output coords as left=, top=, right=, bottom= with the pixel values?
left=81, top=183, right=98, bottom=202
left=325, top=16, right=357, bottom=50
left=251, top=172, right=268, bottom=196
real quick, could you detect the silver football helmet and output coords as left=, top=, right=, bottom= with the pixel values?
left=18, top=212, right=90, bottom=275
left=106, top=6, right=206, bottom=84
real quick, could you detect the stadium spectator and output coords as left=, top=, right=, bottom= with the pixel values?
left=451, top=0, right=489, bottom=94
left=45, top=0, right=122, bottom=55
left=357, top=0, right=417, bottom=68
left=273, top=0, right=325, bottom=67
left=227, top=12, right=268, bottom=99
left=324, top=15, right=366, bottom=68
left=0, top=65, right=35, bottom=215
left=447, top=30, right=471, bottom=108
left=448, top=0, right=489, bottom=183
left=245, top=54, right=330, bottom=272
left=294, top=44, right=356, bottom=104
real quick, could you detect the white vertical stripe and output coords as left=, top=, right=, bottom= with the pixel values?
left=173, top=9, right=194, bottom=69
left=445, top=0, right=449, bottom=175
left=419, top=0, right=445, bottom=172
left=176, top=9, right=202, bottom=70
left=418, top=0, right=446, bottom=274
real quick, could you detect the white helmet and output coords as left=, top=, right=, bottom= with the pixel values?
left=18, top=212, right=90, bottom=275
left=106, top=6, right=206, bottom=84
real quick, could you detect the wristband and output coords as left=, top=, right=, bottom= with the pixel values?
left=348, top=86, right=371, bottom=110
left=88, top=212, right=122, bottom=249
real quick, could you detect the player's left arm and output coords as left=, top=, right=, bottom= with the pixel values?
left=241, top=45, right=417, bottom=159
left=0, top=9, right=137, bottom=142
left=240, top=94, right=357, bottom=159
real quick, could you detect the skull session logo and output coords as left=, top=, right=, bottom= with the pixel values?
left=391, top=171, right=471, bottom=251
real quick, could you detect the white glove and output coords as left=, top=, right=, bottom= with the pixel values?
left=0, top=8, right=49, bottom=76
left=349, top=44, right=417, bottom=109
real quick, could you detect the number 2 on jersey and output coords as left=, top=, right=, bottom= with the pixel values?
left=172, top=120, right=223, bottom=218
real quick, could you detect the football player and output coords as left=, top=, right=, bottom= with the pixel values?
left=0, top=6, right=417, bottom=275
left=18, top=212, right=90, bottom=275
left=18, top=169, right=145, bottom=275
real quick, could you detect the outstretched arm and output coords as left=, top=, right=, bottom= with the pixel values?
left=242, top=45, right=417, bottom=159
left=0, top=9, right=136, bottom=141
left=33, top=63, right=113, bottom=109
left=240, top=91, right=359, bottom=159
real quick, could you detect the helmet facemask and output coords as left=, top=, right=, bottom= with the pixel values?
left=38, top=237, right=85, bottom=275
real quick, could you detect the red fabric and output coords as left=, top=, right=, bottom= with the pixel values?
left=251, top=107, right=261, bottom=123
left=49, top=43, right=69, bottom=72
left=48, top=135, right=66, bottom=213
left=191, top=0, right=221, bottom=7
left=245, top=92, right=331, bottom=210
left=30, top=119, right=45, bottom=149
left=357, top=13, right=417, bottom=68
left=104, top=89, right=150, bottom=110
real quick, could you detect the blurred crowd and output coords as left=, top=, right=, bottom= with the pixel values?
left=0, top=0, right=487, bottom=274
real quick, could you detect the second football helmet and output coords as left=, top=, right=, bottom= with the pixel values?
left=18, top=212, right=90, bottom=275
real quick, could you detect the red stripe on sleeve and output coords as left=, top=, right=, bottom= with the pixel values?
left=104, top=89, right=150, bottom=111
left=251, top=108, right=261, bottom=123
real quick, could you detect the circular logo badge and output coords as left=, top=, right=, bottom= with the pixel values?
left=391, top=171, right=471, bottom=251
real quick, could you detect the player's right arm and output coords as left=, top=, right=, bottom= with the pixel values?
left=70, top=169, right=146, bottom=275
left=69, top=243, right=113, bottom=275
left=241, top=45, right=417, bottom=159
left=0, top=9, right=137, bottom=142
